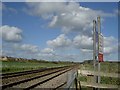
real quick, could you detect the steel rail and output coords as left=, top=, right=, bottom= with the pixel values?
left=53, top=82, right=67, bottom=90
left=24, top=68, right=72, bottom=90
left=1, top=66, right=71, bottom=89
left=1, top=66, right=70, bottom=79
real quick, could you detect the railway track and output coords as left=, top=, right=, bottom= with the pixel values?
left=1, top=66, right=69, bottom=78
left=1, top=65, right=77, bottom=89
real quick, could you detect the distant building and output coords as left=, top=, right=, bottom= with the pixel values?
left=0, top=56, right=8, bottom=61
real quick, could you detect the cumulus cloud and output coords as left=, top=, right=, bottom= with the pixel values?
left=14, top=44, right=39, bottom=53
left=47, top=34, right=72, bottom=48
left=73, top=35, right=93, bottom=50
left=104, top=36, right=117, bottom=47
left=49, top=16, right=58, bottom=27
left=73, top=34, right=118, bottom=55
left=0, top=25, right=23, bottom=42
left=81, top=49, right=92, bottom=53
left=104, top=46, right=117, bottom=55
left=3, top=42, right=55, bottom=60
left=25, top=2, right=114, bottom=35
left=1, top=2, right=117, bottom=61
left=2, top=50, right=15, bottom=57
left=24, top=2, right=117, bottom=59
left=104, top=36, right=118, bottom=55
left=46, top=33, right=118, bottom=56
left=41, top=48, right=54, bottom=54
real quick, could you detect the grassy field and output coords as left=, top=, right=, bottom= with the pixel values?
left=1, top=61, right=72, bottom=74
left=79, top=61, right=119, bottom=73
left=78, top=60, right=120, bottom=86
left=78, top=75, right=120, bottom=85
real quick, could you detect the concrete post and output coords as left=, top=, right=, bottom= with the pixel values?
left=97, top=16, right=101, bottom=85
left=93, top=20, right=97, bottom=84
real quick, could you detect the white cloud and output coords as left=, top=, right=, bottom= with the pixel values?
left=47, top=34, right=72, bottom=48
left=73, top=34, right=118, bottom=56
left=14, top=44, right=39, bottom=53
left=25, top=2, right=65, bottom=17
left=49, top=16, right=58, bottom=27
left=0, top=25, right=23, bottom=42
left=1, top=2, right=117, bottom=61
left=26, top=2, right=114, bottom=35
left=81, top=49, right=92, bottom=53
left=2, top=42, right=41, bottom=59
left=104, top=36, right=117, bottom=47
left=104, top=46, right=117, bottom=55
left=104, top=36, right=118, bottom=55
left=73, top=35, right=93, bottom=50
left=2, top=50, right=15, bottom=57
left=41, top=48, right=54, bottom=54
left=25, top=2, right=118, bottom=60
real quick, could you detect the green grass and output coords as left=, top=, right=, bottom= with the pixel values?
left=1, top=61, right=70, bottom=73
left=80, top=61, right=119, bottom=73
left=100, top=62, right=119, bottom=73
left=78, top=61, right=120, bottom=86
left=100, top=76, right=120, bottom=85
left=78, top=76, right=120, bottom=85
left=79, top=76, right=87, bottom=82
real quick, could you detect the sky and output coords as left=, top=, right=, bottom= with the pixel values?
left=0, top=1, right=118, bottom=62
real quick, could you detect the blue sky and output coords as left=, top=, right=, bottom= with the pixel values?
left=1, top=2, right=118, bottom=62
